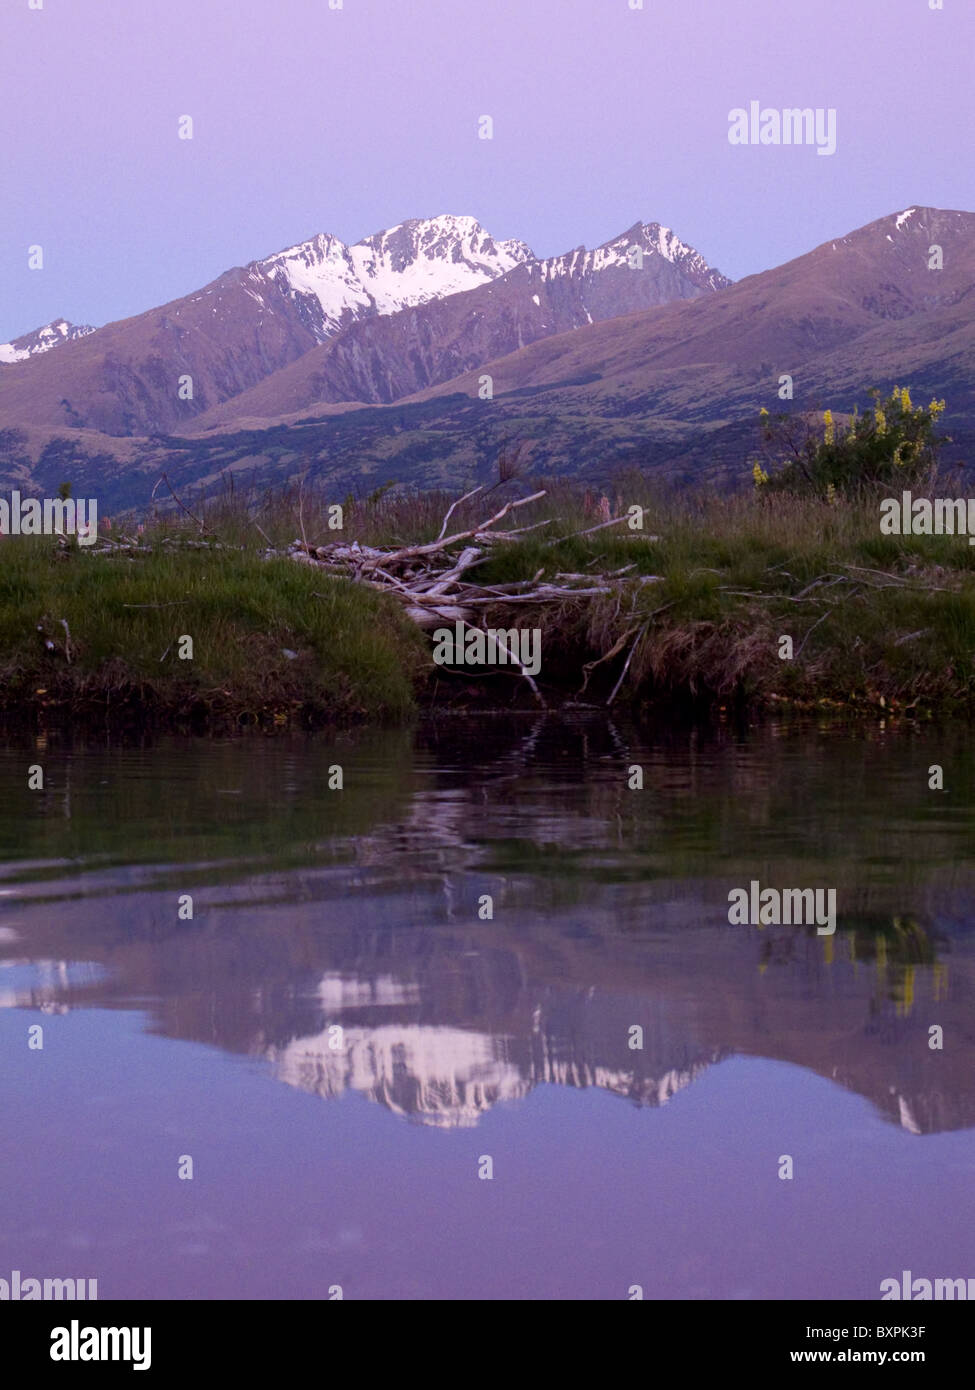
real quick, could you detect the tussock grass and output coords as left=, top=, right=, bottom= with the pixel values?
left=461, top=484, right=975, bottom=712
left=6, top=475, right=975, bottom=723
left=0, top=539, right=426, bottom=726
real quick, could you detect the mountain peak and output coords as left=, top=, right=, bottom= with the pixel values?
left=252, top=214, right=533, bottom=334
left=0, top=317, right=95, bottom=365
left=0, top=210, right=732, bottom=435
left=352, top=214, right=533, bottom=311
left=532, top=220, right=730, bottom=293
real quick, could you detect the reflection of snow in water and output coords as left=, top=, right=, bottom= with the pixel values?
left=267, top=973, right=715, bottom=1128
left=314, top=974, right=421, bottom=1010
left=269, top=1022, right=527, bottom=1128
left=898, top=1095, right=922, bottom=1135
left=0, top=958, right=107, bottom=1011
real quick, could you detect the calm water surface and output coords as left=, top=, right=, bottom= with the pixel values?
left=1, top=716, right=973, bottom=1300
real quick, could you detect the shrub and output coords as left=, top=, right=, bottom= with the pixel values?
left=752, top=388, right=946, bottom=499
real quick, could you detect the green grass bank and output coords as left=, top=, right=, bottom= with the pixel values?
left=2, top=480, right=975, bottom=727
left=0, top=540, right=427, bottom=726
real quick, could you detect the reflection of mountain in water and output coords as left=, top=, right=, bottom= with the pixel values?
left=4, top=895, right=971, bottom=1136
left=1, top=718, right=974, bottom=1135
left=266, top=976, right=723, bottom=1127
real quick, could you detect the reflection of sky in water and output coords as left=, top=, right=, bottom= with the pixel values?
left=0, top=721, right=973, bottom=1298
left=2, top=1007, right=973, bottom=1301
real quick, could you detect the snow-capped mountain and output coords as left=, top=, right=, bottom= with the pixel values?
left=0, top=317, right=94, bottom=365
left=183, top=220, right=732, bottom=425
left=0, top=213, right=729, bottom=436
left=512, top=219, right=731, bottom=330
left=263, top=968, right=723, bottom=1128
left=536, top=221, right=730, bottom=294
left=254, top=214, right=534, bottom=340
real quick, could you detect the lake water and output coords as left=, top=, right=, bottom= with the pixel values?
left=1, top=715, right=973, bottom=1300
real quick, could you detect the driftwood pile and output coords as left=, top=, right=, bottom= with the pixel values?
left=74, top=485, right=664, bottom=706
left=278, top=486, right=664, bottom=706
left=280, top=486, right=661, bottom=625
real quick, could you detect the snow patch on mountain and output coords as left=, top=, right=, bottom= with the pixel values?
left=534, top=222, right=730, bottom=292
left=256, top=214, right=534, bottom=342
left=257, top=234, right=374, bottom=337
left=0, top=318, right=95, bottom=365
left=351, top=214, right=533, bottom=312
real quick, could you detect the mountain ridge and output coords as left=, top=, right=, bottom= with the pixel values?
left=0, top=213, right=729, bottom=437
left=2, top=206, right=974, bottom=508
left=181, top=219, right=732, bottom=430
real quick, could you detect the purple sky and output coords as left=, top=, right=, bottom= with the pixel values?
left=1, top=0, right=972, bottom=340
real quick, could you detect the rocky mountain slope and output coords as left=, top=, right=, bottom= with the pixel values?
left=184, top=221, right=732, bottom=428
left=0, top=214, right=728, bottom=437
left=2, top=207, right=972, bottom=507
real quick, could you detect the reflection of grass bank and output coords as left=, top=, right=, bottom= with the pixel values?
left=4, top=480, right=975, bottom=726
left=0, top=541, right=426, bottom=726
left=0, top=728, right=420, bottom=884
